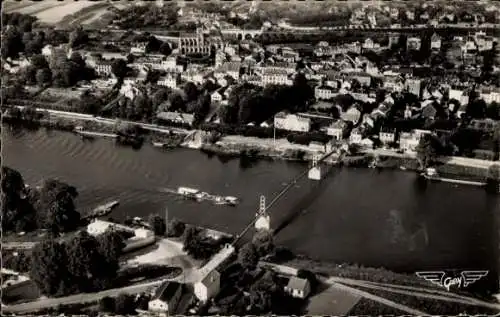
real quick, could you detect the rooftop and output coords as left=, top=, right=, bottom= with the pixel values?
left=287, top=276, right=309, bottom=291
left=152, top=281, right=182, bottom=302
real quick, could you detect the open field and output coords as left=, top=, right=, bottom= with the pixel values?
left=3, top=0, right=115, bottom=26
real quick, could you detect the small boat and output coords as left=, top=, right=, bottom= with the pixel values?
left=92, top=200, right=120, bottom=217
left=152, top=141, right=165, bottom=148
left=399, top=166, right=407, bottom=171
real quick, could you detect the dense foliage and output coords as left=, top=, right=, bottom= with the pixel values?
left=1, top=167, right=81, bottom=234
left=30, top=230, right=125, bottom=296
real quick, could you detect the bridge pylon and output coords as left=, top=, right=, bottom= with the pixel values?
left=255, top=195, right=271, bottom=231
left=308, top=154, right=323, bottom=180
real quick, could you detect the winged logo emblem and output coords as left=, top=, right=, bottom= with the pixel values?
left=461, top=271, right=489, bottom=287
left=416, top=271, right=446, bottom=287
left=416, top=270, right=488, bottom=291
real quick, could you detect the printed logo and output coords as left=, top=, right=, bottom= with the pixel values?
left=416, top=271, right=488, bottom=291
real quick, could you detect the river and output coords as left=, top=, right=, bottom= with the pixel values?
left=3, top=126, right=499, bottom=288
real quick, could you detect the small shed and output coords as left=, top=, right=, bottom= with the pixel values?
left=284, top=276, right=311, bottom=299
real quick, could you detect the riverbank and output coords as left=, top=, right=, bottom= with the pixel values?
left=3, top=109, right=498, bottom=180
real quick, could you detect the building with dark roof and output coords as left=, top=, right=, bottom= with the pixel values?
left=148, top=281, right=183, bottom=313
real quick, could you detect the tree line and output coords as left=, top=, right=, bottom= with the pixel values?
left=2, top=166, right=81, bottom=235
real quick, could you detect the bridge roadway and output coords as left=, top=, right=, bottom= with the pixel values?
left=232, top=149, right=339, bottom=246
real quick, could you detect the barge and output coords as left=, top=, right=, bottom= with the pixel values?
left=162, top=186, right=239, bottom=206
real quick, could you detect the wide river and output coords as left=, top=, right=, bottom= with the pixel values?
left=3, top=127, right=499, bottom=287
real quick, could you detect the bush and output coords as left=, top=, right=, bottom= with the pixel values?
left=114, top=293, right=137, bottom=315
left=166, top=218, right=186, bottom=237
left=99, top=296, right=116, bottom=312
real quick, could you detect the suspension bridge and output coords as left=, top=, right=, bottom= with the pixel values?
left=232, top=148, right=340, bottom=247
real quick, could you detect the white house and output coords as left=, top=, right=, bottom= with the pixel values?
left=211, top=91, right=224, bottom=103
left=327, top=121, right=346, bottom=140
left=379, top=130, right=396, bottom=144
left=157, top=73, right=181, bottom=89
left=315, top=86, right=337, bottom=100
left=341, top=107, right=362, bottom=125
left=148, top=281, right=183, bottom=313
left=430, top=33, right=441, bottom=51
left=406, top=37, right=421, bottom=51
left=284, top=277, right=311, bottom=299
left=349, top=129, right=363, bottom=144
left=399, top=132, right=419, bottom=152
left=274, top=112, right=311, bottom=132
left=448, top=89, right=469, bottom=106
left=194, top=269, right=220, bottom=302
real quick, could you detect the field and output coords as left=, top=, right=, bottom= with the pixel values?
left=2, top=0, right=126, bottom=28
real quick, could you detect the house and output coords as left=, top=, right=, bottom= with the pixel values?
left=341, top=107, right=362, bottom=125
left=148, top=281, right=183, bottom=313
left=211, top=88, right=226, bottom=103
left=349, top=129, right=363, bottom=144
left=284, top=277, right=311, bottom=299
left=379, top=130, right=396, bottom=144
left=130, top=42, right=147, bottom=55
left=315, top=86, right=337, bottom=100
left=157, top=73, right=181, bottom=89
left=194, top=269, right=220, bottom=302
left=430, top=33, right=441, bottom=51
left=405, top=78, right=422, bottom=98
left=327, top=120, right=347, bottom=140
left=360, top=138, right=374, bottom=149
left=448, top=89, right=469, bottom=106
left=274, top=112, right=311, bottom=132
left=157, top=111, right=195, bottom=126
left=262, top=68, right=293, bottom=86
left=406, top=37, right=421, bottom=51
left=399, top=132, right=419, bottom=152
left=421, top=102, right=437, bottom=120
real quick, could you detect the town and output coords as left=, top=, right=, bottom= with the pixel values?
left=2, top=0, right=500, bottom=316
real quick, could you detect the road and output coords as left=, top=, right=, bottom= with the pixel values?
left=8, top=105, right=189, bottom=135
left=277, top=21, right=500, bottom=32
left=2, top=279, right=163, bottom=314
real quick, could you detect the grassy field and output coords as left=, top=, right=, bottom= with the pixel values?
left=352, top=284, right=500, bottom=315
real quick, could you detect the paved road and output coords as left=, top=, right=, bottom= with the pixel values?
left=2, top=279, right=164, bottom=314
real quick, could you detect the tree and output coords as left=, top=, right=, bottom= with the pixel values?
left=238, top=243, right=259, bottom=270
left=486, top=102, right=500, bottom=120
left=183, top=82, right=199, bottom=103
left=30, top=239, right=69, bottom=296
left=69, top=51, right=86, bottom=68
left=31, top=54, right=49, bottom=70
left=416, top=134, right=441, bottom=169
left=166, top=218, right=185, bottom=237
left=252, top=230, right=275, bottom=257
left=66, top=232, right=100, bottom=292
left=69, top=27, right=88, bottom=48
left=149, top=213, right=166, bottom=236
left=36, top=68, right=52, bottom=87
left=152, top=88, right=170, bottom=108
left=168, top=92, right=185, bottom=111
left=99, top=296, right=116, bottom=312
left=114, top=293, right=136, bottom=315
left=111, top=59, right=128, bottom=80
left=159, top=42, right=172, bottom=56
left=1, top=26, right=24, bottom=59
left=98, top=229, right=126, bottom=260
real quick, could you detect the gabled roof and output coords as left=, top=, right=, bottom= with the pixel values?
left=199, top=269, right=220, bottom=286
left=152, top=281, right=182, bottom=302
left=286, top=277, right=309, bottom=291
